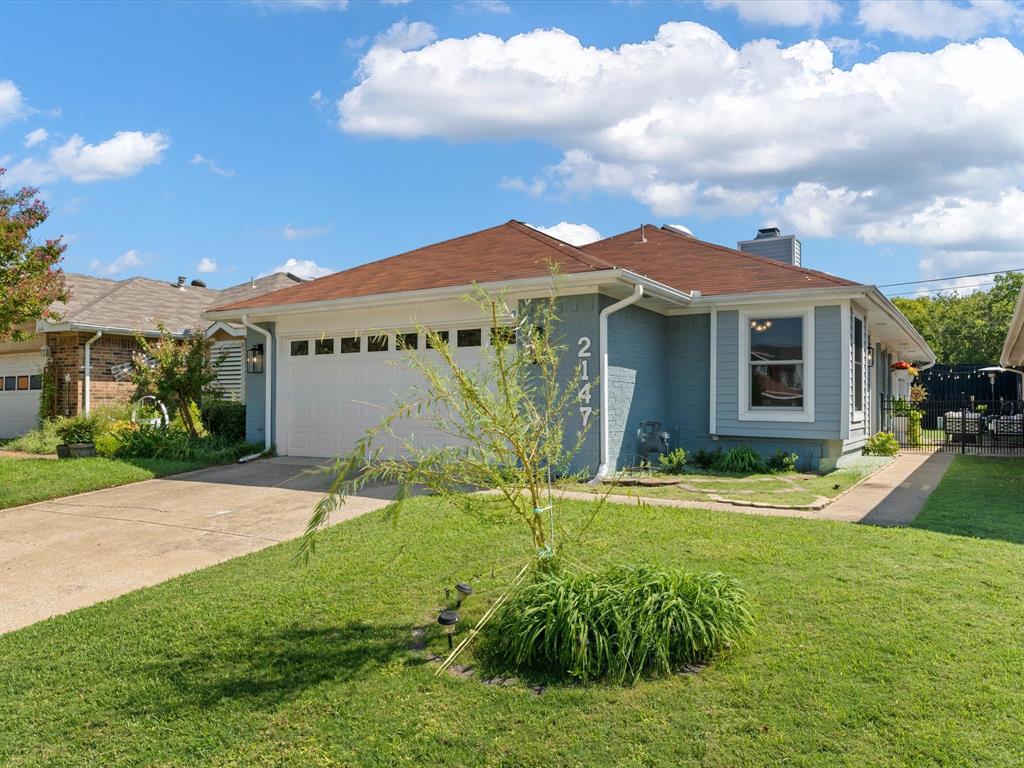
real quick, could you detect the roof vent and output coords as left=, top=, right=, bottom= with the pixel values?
left=738, top=228, right=801, bottom=267
left=190, top=279, right=207, bottom=288
left=663, top=224, right=694, bottom=237
left=176, top=275, right=187, bottom=290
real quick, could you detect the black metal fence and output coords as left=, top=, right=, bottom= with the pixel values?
left=880, top=396, right=1024, bottom=455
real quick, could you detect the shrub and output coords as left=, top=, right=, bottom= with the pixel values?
left=712, top=446, right=766, bottom=474
left=56, top=413, right=99, bottom=444
left=767, top=449, right=798, bottom=473
left=863, top=431, right=899, bottom=456
left=202, top=400, right=246, bottom=442
left=692, top=448, right=721, bottom=470
left=657, top=447, right=687, bottom=474
left=94, top=432, right=122, bottom=458
left=479, top=563, right=754, bottom=684
left=114, top=425, right=261, bottom=464
left=170, top=401, right=207, bottom=437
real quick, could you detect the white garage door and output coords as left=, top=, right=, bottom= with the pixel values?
left=281, top=329, right=486, bottom=458
left=0, top=353, right=45, bottom=439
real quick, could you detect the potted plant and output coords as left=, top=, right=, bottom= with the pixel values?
left=890, top=397, right=923, bottom=447
left=890, top=360, right=918, bottom=399
left=55, top=416, right=98, bottom=459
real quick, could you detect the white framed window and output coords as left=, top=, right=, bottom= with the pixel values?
left=738, top=308, right=815, bottom=423
left=852, top=312, right=865, bottom=422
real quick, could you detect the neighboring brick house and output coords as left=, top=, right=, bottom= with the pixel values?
left=0, top=272, right=302, bottom=438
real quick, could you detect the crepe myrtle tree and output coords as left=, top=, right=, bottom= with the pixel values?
left=0, top=169, right=69, bottom=342
left=131, top=325, right=220, bottom=438
left=300, top=281, right=598, bottom=562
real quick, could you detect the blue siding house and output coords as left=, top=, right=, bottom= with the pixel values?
left=205, top=221, right=934, bottom=473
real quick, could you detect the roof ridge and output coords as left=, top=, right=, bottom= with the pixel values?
left=653, top=225, right=854, bottom=288
left=506, top=220, right=617, bottom=271
left=66, top=275, right=132, bottom=319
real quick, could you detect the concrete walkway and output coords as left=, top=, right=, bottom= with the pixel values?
left=825, top=451, right=954, bottom=525
left=0, top=457, right=393, bottom=634
left=556, top=451, right=953, bottom=525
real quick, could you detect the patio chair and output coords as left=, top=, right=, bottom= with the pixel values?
left=944, top=411, right=981, bottom=444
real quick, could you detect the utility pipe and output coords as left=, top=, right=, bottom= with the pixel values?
left=241, top=314, right=273, bottom=452
left=83, top=331, right=103, bottom=414
left=592, top=283, right=644, bottom=480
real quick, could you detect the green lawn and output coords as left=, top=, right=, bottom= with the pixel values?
left=911, top=455, right=1024, bottom=544
left=0, top=456, right=211, bottom=509
left=563, top=458, right=889, bottom=508
left=1, top=485, right=1022, bottom=766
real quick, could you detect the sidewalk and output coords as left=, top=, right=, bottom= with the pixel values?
left=556, top=451, right=953, bottom=526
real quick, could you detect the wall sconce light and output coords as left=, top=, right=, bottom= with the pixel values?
left=867, top=347, right=874, bottom=368
left=246, top=343, right=264, bottom=374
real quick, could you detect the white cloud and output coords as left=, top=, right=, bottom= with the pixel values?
left=89, top=249, right=142, bottom=276
left=346, top=35, right=369, bottom=49
left=50, top=131, right=169, bottom=182
left=250, top=0, right=348, bottom=12
left=527, top=221, right=603, bottom=246
left=310, top=89, right=326, bottom=110
left=261, top=258, right=333, bottom=279
left=706, top=0, right=842, bottom=27
left=283, top=222, right=333, bottom=240
left=499, top=176, right=546, bottom=196
left=190, top=153, right=236, bottom=177
left=380, top=0, right=411, bottom=5
left=859, top=0, right=1023, bottom=41
left=0, top=80, right=27, bottom=125
left=340, top=23, right=1024, bottom=257
left=374, top=20, right=437, bottom=50
left=197, top=257, right=219, bottom=273
left=456, top=0, right=511, bottom=13
left=24, top=127, right=48, bottom=148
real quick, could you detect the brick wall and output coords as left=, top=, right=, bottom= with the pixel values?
left=44, top=332, right=140, bottom=415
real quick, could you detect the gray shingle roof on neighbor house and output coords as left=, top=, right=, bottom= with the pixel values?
left=45, top=272, right=303, bottom=336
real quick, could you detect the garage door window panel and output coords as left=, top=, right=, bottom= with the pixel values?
left=457, top=329, right=482, bottom=347
left=315, top=338, right=335, bottom=355
left=290, top=340, right=309, bottom=356
left=368, top=334, right=389, bottom=352
left=426, top=330, right=449, bottom=350
left=397, top=332, right=418, bottom=351
left=340, top=336, right=360, bottom=354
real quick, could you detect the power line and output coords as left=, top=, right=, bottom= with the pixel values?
left=886, top=281, right=996, bottom=298
left=876, top=268, right=1024, bottom=288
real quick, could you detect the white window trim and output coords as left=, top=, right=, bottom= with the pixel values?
left=738, top=307, right=815, bottom=423
left=852, top=310, right=866, bottom=424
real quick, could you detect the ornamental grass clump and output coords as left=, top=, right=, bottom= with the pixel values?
left=478, top=563, right=754, bottom=685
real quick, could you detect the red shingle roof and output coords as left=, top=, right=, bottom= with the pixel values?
left=210, top=221, right=612, bottom=312
left=210, top=220, right=860, bottom=313
left=581, top=225, right=860, bottom=296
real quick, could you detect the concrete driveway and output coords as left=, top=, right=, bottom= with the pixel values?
left=0, top=457, right=395, bottom=634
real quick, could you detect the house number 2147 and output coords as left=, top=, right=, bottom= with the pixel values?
left=577, top=336, right=592, bottom=428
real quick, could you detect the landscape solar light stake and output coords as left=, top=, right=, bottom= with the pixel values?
left=437, top=610, right=459, bottom=651
left=436, top=562, right=532, bottom=676
left=455, top=583, right=474, bottom=607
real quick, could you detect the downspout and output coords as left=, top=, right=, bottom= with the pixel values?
left=240, top=314, right=273, bottom=452
left=83, top=331, right=102, bottom=414
left=592, top=284, right=644, bottom=480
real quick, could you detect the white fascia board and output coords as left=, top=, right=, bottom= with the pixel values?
left=684, top=285, right=935, bottom=365
left=35, top=321, right=186, bottom=339
left=205, top=321, right=246, bottom=338
left=204, top=269, right=692, bottom=323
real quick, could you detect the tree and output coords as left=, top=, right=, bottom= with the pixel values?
left=0, top=168, right=69, bottom=342
left=131, top=325, right=219, bottom=438
left=300, top=280, right=602, bottom=561
left=892, top=272, right=1024, bottom=364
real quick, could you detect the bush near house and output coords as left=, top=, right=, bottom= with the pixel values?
left=201, top=400, right=246, bottom=442
left=713, top=446, right=768, bottom=474
left=657, top=447, right=688, bottom=474
left=863, top=431, right=900, bottom=456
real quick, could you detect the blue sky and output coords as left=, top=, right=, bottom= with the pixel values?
left=1, top=0, right=1022, bottom=297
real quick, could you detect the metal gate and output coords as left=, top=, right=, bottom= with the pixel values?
left=880, top=396, right=1024, bottom=455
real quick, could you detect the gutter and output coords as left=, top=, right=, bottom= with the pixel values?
left=83, top=331, right=103, bottom=414
left=592, top=284, right=645, bottom=481
left=241, top=314, right=273, bottom=452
